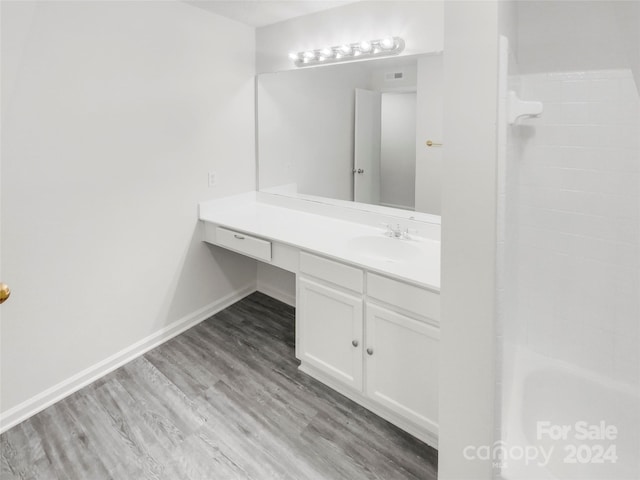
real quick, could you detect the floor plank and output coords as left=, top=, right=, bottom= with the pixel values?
left=1, top=292, right=437, bottom=479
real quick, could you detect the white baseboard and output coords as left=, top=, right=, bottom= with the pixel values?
left=0, top=283, right=256, bottom=434
left=299, top=362, right=439, bottom=449
left=257, top=282, right=296, bottom=307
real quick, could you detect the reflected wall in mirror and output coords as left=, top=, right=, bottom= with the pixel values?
left=257, top=53, right=443, bottom=215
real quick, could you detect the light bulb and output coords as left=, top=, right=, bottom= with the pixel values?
left=291, top=37, right=403, bottom=67
left=359, top=40, right=372, bottom=53
left=381, top=36, right=395, bottom=49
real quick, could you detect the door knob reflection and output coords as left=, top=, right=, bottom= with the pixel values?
left=0, top=283, right=10, bottom=304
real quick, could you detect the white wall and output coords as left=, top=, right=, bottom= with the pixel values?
left=613, top=0, right=640, bottom=95
left=255, top=0, right=444, bottom=74
left=517, top=1, right=636, bottom=77
left=414, top=54, right=443, bottom=215
left=256, top=263, right=296, bottom=307
left=380, top=92, right=416, bottom=209
left=370, top=61, right=417, bottom=92
left=0, top=1, right=257, bottom=426
left=439, top=2, right=499, bottom=479
left=495, top=0, right=521, bottom=461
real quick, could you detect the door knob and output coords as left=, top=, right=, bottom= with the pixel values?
left=0, top=283, right=11, bottom=304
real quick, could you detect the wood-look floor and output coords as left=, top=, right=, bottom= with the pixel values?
left=1, top=292, right=437, bottom=480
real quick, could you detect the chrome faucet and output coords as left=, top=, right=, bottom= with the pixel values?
left=383, top=223, right=409, bottom=239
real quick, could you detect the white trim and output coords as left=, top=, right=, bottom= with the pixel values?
left=379, top=86, right=417, bottom=94
left=0, top=283, right=256, bottom=434
left=378, top=201, right=414, bottom=211
left=257, top=282, right=295, bottom=307
left=299, top=362, right=439, bottom=449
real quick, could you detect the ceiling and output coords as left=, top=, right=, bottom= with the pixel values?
left=184, top=1, right=359, bottom=28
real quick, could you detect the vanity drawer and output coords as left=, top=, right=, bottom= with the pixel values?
left=367, top=273, right=440, bottom=322
left=216, top=227, right=272, bottom=262
left=300, top=252, right=363, bottom=293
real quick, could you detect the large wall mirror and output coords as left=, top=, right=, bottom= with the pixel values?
left=257, top=52, right=443, bottom=216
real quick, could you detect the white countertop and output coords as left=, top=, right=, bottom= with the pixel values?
left=199, top=194, right=441, bottom=292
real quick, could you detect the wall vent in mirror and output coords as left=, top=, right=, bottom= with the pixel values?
left=385, top=71, right=404, bottom=81
left=289, top=36, right=405, bottom=68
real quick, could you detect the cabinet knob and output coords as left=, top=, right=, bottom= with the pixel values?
left=352, top=339, right=359, bottom=347
left=366, top=348, right=373, bottom=356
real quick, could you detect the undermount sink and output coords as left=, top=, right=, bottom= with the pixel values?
left=347, top=235, right=422, bottom=263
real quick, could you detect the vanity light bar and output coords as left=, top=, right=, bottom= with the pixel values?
left=289, top=36, right=405, bottom=67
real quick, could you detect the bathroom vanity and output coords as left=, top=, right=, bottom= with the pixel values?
left=199, top=192, right=441, bottom=447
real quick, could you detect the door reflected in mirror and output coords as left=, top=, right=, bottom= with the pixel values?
left=257, top=53, right=442, bottom=216
left=354, top=89, right=417, bottom=210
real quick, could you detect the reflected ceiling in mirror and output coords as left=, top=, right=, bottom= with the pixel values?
left=257, top=53, right=442, bottom=217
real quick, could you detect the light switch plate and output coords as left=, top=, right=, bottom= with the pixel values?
left=208, top=171, right=217, bottom=187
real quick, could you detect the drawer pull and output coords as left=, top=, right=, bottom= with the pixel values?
left=215, top=227, right=271, bottom=262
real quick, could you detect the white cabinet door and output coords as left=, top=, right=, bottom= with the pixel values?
left=365, top=303, right=439, bottom=434
left=298, top=277, right=364, bottom=390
